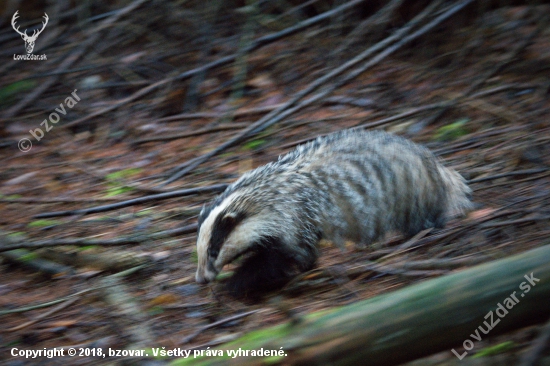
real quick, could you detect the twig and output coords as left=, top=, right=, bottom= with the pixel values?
left=0, top=268, right=148, bottom=316
left=7, top=297, right=79, bottom=332
left=261, top=0, right=320, bottom=27
left=347, top=260, right=448, bottom=278
left=480, top=215, right=550, bottom=229
left=475, top=171, right=550, bottom=191
left=148, top=224, right=198, bottom=239
left=162, top=302, right=211, bottom=310
left=468, top=168, right=550, bottom=184
left=33, top=183, right=227, bottom=218
left=355, top=102, right=448, bottom=129
left=0, top=288, right=93, bottom=316
left=180, top=310, right=258, bottom=344
left=68, top=161, right=170, bottom=194
left=461, top=98, right=524, bottom=124
left=154, top=105, right=284, bottom=123
left=434, top=140, right=487, bottom=156
left=133, top=123, right=250, bottom=145
left=484, top=126, right=550, bottom=154
left=0, top=237, right=145, bottom=253
left=377, top=228, right=433, bottom=262
left=397, top=256, right=492, bottom=271
left=470, top=83, right=539, bottom=99
left=0, top=197, right=121, bottom=204
left=333, top=0, right=404, bottom=55
left=1, top=249, right=73, bottom=276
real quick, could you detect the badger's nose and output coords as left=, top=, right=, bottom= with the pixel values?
left=195, top=271, right=207, bottom=284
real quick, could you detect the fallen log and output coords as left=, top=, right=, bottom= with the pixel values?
left=172, top=244, right=550, bottom=365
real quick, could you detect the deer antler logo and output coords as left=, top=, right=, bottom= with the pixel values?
left=12, top=11, right=49, bottom=54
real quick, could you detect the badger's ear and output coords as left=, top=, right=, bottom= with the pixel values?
left=223, top=212, right=237, bottom=223
left=221, top=212, right=246, bottom=228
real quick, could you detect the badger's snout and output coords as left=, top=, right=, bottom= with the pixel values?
left=195, top=271, right=207, bottom=284
left=195, top=265, right=218, bottom=284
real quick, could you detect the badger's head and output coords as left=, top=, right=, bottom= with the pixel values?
left=195, top=192, right=273, bottom=284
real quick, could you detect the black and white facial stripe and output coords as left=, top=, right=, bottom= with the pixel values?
left=195, top=192, right=270, bottom=284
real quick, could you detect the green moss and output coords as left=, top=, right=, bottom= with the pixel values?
left=105, top=168, right=142, bottom=181
left=7, top=232, right=25, bottom=239
left=242, top=139, right=266, bottom=150
left=473, top=341, right=515, bottom=358
left=434, top=118, right=469, bottom=141
left=0, top=80, right=37, bottom=105
left=28, top=219, right=60, bottom=228
left=104, top=168, right=142, bottom=197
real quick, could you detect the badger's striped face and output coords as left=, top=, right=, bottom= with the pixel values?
left=195, top=193, right=267, bottom=284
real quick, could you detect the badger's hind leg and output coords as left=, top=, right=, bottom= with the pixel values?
left=226, top=242, right=317, bottom=299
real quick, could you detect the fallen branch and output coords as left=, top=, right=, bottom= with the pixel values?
left=149, top=223, right=198, bottom=239
left=480, top=215, right=550, bottom=229
left=180, top=310, right=258, bottom=344
left=132, top=123, right=250, bottom=145
left=0, top=223, right=198, bottom=253
left=0, top=237, right=142, bottom=253
left=6, top=297, right=79, bottom=332
left=0, top=288, right=93, bottom=316
left=468, top=168, right=550, bottom=184
left=0, top=197, right=120, bottom=204
left=346, top=259, right=448, bottom=278
left=0, top=249, right=73, bottom=276
left=153, top=105, right=284, bottom=123
left=332, top=0, right=404, bottom=55
left=475, top=171, right=550, bottom=191
left=34, top=183, right=227, bottom=218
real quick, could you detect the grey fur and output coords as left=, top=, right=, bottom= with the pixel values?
left=195, top=129, right=472, bottom=295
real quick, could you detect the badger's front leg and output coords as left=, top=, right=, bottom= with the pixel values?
left=226, top=242, right=317, bottom=298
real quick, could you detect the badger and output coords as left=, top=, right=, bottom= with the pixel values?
left=195, top=129, right=472, bottom=296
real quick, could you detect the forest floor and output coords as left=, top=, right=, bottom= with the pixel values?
left=0, top=1, right=549, bottom=365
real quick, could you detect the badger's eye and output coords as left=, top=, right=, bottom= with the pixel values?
left=208, top=248, right=219, bottom=258
left=208, top=211, right=247, bottom=260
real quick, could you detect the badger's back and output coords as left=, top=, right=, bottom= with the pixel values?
left=283, top=130, right=472, bottom=246
left=226, top=130, right=471, bottom=244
